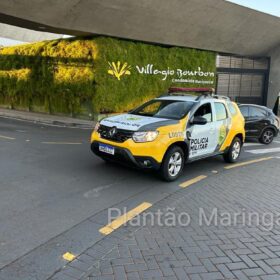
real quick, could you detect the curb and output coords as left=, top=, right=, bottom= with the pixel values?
left=0, top=108, right=95, bottom=129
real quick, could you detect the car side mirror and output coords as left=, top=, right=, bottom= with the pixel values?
left=191, top=116, right=208, bottom=125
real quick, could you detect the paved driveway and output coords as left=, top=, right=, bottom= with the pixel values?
left=0, top=116, right=280, bottom=279
left=52, top=157, right=280, bottom=280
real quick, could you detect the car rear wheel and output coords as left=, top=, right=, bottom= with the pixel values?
left=160, top=146, right=185, bottom=182
left=223, top=137, right=242, bottom=163
left=259, top=129, right=274, bottom=145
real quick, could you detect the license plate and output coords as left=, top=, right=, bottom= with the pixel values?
left=99, top=143, right=115, bottom=155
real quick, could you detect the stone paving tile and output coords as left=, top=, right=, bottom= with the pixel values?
left=50, top=159, right=280, bottom=280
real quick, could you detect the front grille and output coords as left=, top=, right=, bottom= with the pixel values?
left=98, top=125, right=134, bottom=143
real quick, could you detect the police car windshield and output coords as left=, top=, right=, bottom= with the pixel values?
left=130, top=100, right=195, bottom=120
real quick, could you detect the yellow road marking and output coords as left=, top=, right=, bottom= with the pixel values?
left=99, top=202, right=152, bottom=235
left=41, top=142, right=82, bottom=145
left=224, top=157, right=273, bottom=170
left=179, top=175, right=207, bottom=188
left=0, top=135, right=15, bottom=140
left=62, top=252, right=76, bottom=261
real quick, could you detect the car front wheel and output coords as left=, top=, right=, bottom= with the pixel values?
left=259, top=129, right=274, bottom=145
left=160, top=146, right=185, bottom=182
left=223, top=137, right=242, bottom=163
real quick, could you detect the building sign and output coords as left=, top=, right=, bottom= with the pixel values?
left=136, top=64, right=215, bottom=84
left=107, top=61, right=131, bottom=81
left=108, top=61, right=215, bottom=85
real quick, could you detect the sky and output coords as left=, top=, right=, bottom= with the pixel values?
left=0, top=37, right=24, bottom=47
left=227, top=0, right=280, bottom=17
left=1, top=1, right=280, bottom=47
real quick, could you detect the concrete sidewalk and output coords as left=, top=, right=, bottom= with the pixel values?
left=0, top=108, right=94, bottom=129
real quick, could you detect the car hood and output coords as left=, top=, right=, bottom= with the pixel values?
left=100, top=114, right=176, bottom=131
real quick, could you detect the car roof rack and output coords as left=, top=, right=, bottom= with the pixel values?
left=211, top=95, right=231, bottom=101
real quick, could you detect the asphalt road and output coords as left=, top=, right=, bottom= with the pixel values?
left=0, top=116, right=279, bottom=273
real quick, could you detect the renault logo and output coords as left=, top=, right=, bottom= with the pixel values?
left=108, top=127, right=117, bottom=138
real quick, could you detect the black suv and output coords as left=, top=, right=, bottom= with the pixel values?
left=239, top=104, right=279, bottom=144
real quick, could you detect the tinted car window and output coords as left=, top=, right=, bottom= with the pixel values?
left=194, top=103, right=212, bottom=122
left=227, top=102, right=237, bottom=116
left=131, top=100, right=195, bottom=120
left=239, top=106, right=249, bottom=118
left=214, top=103, right=227, bottom=121
left=249, top=107, right=267, bottom=118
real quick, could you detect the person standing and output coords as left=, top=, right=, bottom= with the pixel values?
left=273, top=92, right=280, bottom=116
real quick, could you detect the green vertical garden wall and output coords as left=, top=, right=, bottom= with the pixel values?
left=0, top=36, right=216, bottom=119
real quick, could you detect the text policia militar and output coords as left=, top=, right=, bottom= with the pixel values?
left=190, top=137, right=209, bottom=151
left=135, top=64, right=215, bottom=81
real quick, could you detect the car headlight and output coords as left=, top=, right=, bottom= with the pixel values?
left=132, top=131, right=159, bottom=143
left=94, top=122, right=100, bottom=132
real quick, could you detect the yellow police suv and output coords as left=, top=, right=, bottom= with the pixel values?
left=91, top=88, right=245, bottom=181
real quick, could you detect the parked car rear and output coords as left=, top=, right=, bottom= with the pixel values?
left=239, top=104, right=279, bottom=144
